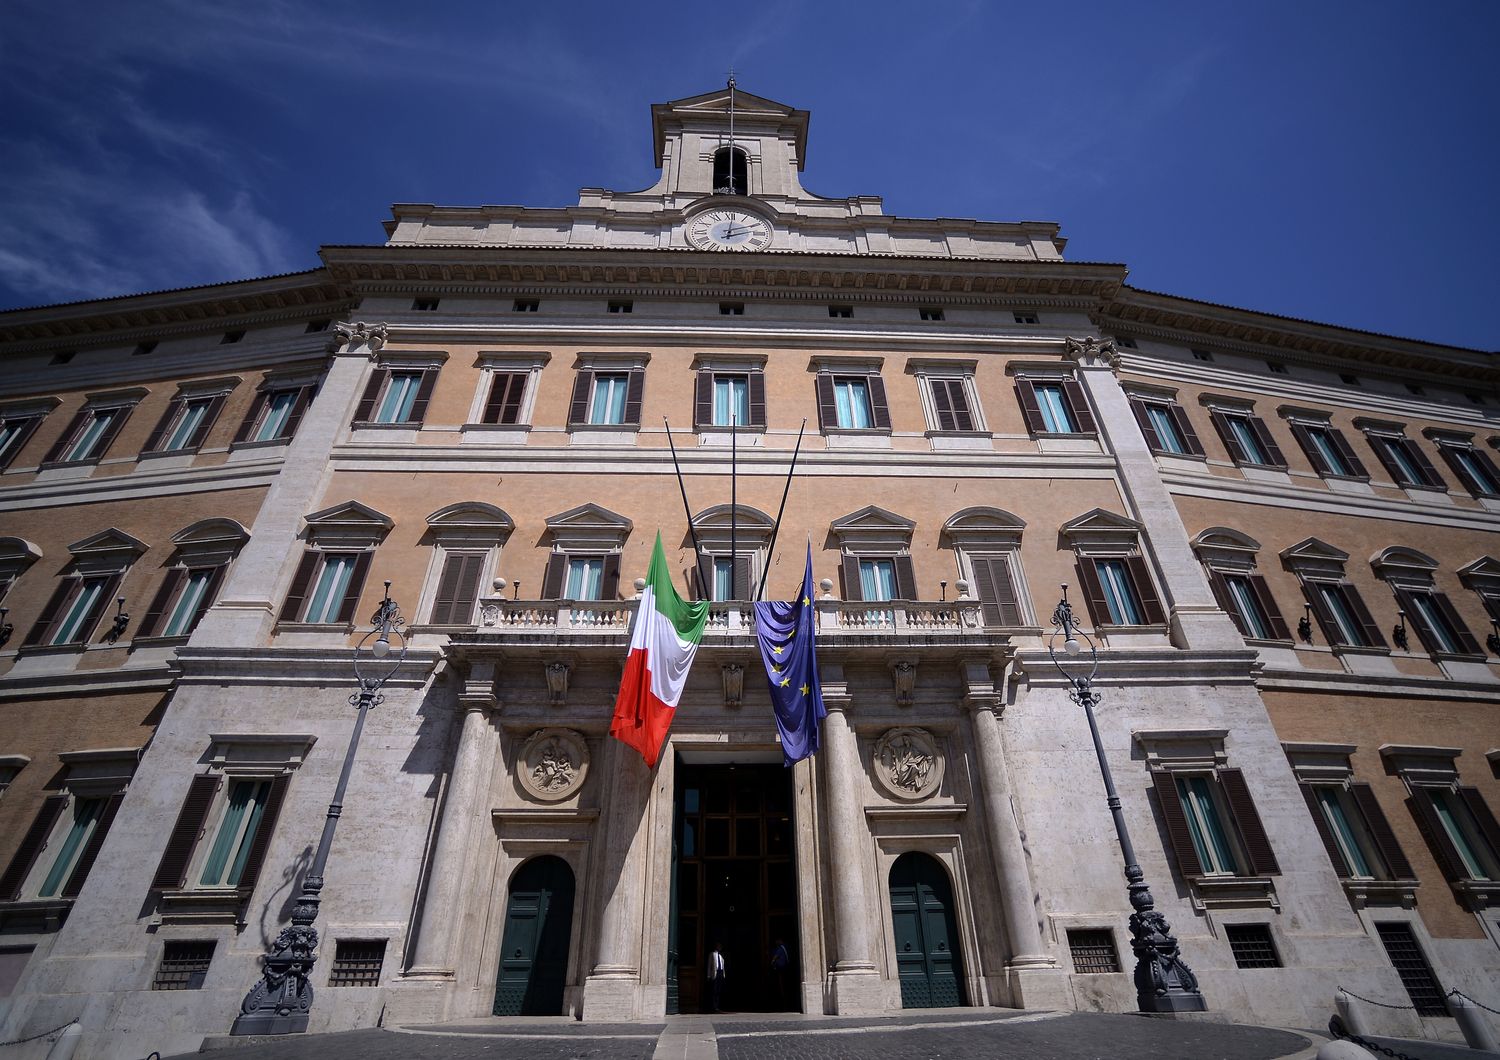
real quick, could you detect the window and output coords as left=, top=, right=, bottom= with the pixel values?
left=1340, top=374, right=1360, bottom=387
left=814, top=369, right=891, bottom=432
left=280, top=552, right=368, bottom=625
left=1431, top=436, right=1500, bottom=498
left=1012, top=311, right=1039, bottom=325
left=688, top=505, right=770, bottom=602
left=354, top=369, right=432, bottom=425
left=152, top=941, right=215, bottom=990
left=1225, top=925, right=1280, bottom=968
left=219, top=330, right=244, bottom=345
left=568, top=366, right=645, bottom=429
left=712, top=146, right=748, bottom=195
left=1066, top=929, right=1120, bottom=973
left=1129, top=396, right=1205, bottom=457
left=513, top=299, right=539, bottom=312
left=1371, top=547, right=1485, bottom=656
left=918, top=307, right=944, bottom=322
left=1191, top=349, right=1214, bottom=362
left=591, top=373, right=629, bottom=424
left=1357, top=423, right=1446, bottom=490
left=694, top=367, right=765, bottom=431
left=329, top=939, right=387, bottom=986
left=1376, top=923, right=1447, bottom=1017
left=1281, top=538, right=1386, bottom=650
left=828, top=305, right=852, bottom=319
left=305, top=320, right=330, bottom=333
left=479, top=372, right=528, bottom=426
left=41, top=392, right=144, bottom=465
left=541, top=553, right=619, bottom=601
left=720, top=302, right=744, bottom=316
left=942, top=507, right=1031, bottom=627
left=233, top=383, right=311, bottom=445
left=143, top=384, right=234, bottom=456
left=1266, top=362, right=1288, bottom=374
left=420, top=503, right=511, bottom=625
left=607, top=300, right=633, bottom=314
left=1300, top=782, right=1414, bottom=882
left=1014, top=377, right=1094, bottom=436
left=132, top=341, right=158, bottom=356
left=412, top=298, right=439, bottom=311
left=151, top=768, right=290, bottom=899
left=1281, top=412, right=1368, bottom=479
left=1383, top=745, right=1500, bottom=909
left=925, top=378, right=977, bottom=432
left=1210, top=571, right=1291, bottom=641
left=1146, top=756, right=1280, bottom=883
left=0, top=405, right=52, bottom=470
left=21, top=528, right=143, bottom=649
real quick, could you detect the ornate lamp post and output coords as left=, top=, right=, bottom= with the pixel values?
left=232, top=583, right=407, bottom=1035
left=1048, top=585, right=1207, bottom=1014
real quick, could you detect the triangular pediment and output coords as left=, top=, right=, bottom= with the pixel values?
left=1459, top=555, right=1500, bottom=588
left=830, top=506, right=916, bottom=535
left=304, top=500, right=393, bottom=530
left=67, top=528, right=147, bottom=557
left=652, top=85, right=810, bottom=170
left=662, top=86, right=800, bottom=117
left=545, top=503, right=633, bottom=533
left=1059, top=508, right=1143, bottom=537
left=1280, top=537, right=1349, bottom=564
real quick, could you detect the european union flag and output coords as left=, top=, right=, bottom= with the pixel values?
left=754, top=547, right=826, bottom=766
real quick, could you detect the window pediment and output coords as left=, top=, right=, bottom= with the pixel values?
left=1280, top=537, right=1349, bottom=577
left=171, top=519, right=250, bottom=549
left=302, top=500, right=393, bottom=548
left=67, top=528, right=148, bottom=560
left=426, top=502, right=515, bottom=537
left=545, top=503, right=632, bottom=550
left=941, top=507, right=1025, bottom=548
left=1192, top=527, right=1262, bottom=569
left=1058, top=508, right=1143, bottom=552
left=691, top=505, right=774, bottom=550
left=0, top=537, right=43, bottom=567
left=1370, top=547, right=1439, bottom=582
left=830, top=506, right=914, bottom=552
left=1458, top=556, right=1500, bottom=592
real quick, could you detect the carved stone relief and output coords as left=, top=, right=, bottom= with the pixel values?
left=517, top=728, right=589, bottom=803
left=872, top=727, right=944, bottom=801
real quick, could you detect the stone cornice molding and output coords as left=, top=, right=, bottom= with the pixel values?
left=1063, top=335, right=1120, bottom=371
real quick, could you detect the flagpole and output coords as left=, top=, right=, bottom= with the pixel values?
left=663, top=419, right=706, bottom=591
left=756, top=418, right=807, bottom=601
left=730, top=410, right=737, bottom=600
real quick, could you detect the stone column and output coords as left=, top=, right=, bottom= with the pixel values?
left=191, top=321, right=387, bottom=647
left=819, top=676, right=884, bottom=1014
left=1064, top=336, right=1243, bottom=651
left=582, top=742, right=653, bottom=1021
left=407, top=661, right=499, bottom=977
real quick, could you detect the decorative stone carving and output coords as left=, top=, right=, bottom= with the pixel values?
left=889, top=658, right=917, bottom=708
left=721, top=662, right=744, bottom=710
left=517, top=728, right=589, bottom=802
left=1063, top=335, right=1119, bottom=371
left=872, top=727, right=943, bottom=801
left=333, top=320, right=388, bottom=354
left=544, top=659, right=570, bottom=706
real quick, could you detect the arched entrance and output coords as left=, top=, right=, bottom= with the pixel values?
left=493, top=855, right=576, bottom=1015
left=888, top=852, right=967, bottom=1008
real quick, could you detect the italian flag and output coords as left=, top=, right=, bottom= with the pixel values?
left=610, top=534, right=709, bottom=767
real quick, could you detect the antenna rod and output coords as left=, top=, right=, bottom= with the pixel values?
left=756, top=418, right=807, bottom=601
left=728, top=74, right=736, bottom=194
left=664, top=419, right=707, bottom=594
left=730, top=409, right=737, bottom=601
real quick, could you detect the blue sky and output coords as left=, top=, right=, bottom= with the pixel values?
left=2, top=1, right=1496, bottom=351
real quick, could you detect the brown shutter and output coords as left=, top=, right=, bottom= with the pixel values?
left=1469, top=447, right=1500, bottom=494
left=1459, top=787, right=1500, bottom=865
left=567, top=372, right=592, bottom=426
left=1124, top=555, right=1166, bottom=625
left=733, top=556, right=751, bottom=601
left=405, top=368, right=438, bottom=424
left=61, top=791, right=125, bottom=898
left=281, top=386, right=312, bottom=440
left=1206, top=570, right=1247, bottom=635
left=278, top=551, right=319, bottom=623
left=1299, top=786, right=1349, bottom=877
left=1219, top=768, right=1279, bottom=875
left=88, top=405, right=128, bottom=460
left=0, top=414, right=42, bottom=470
left=1394, top=587, right=1440, bottom=653
left=694, top=371, right=714, bottom=429
left=1130, top=398, right=1163, bottom=452
left=1341, top=583, right=1387, bottom=648
left=334, top=551, right=373, bottom=624
left=137, top=568, right=185, bottom=639
left=482, top=372, right=525, bottom=425
left=1302, top=582, right=1340, bottom=644
left=142, top=400, right=180, bottom=454
left=352, top=370, right=386, bottom=423
left=972, top=555, right=1022, bottom=626
left=235, top=774, right=289, bottom=895
left=815, top=374, right=838, bottom=430
left=1074, top=559, right=1111, bottom=627
left=78, top=572, right=122, bottom=644
left=429, top=553, right=468, bottom=625
left=622, top=369, right=645, bottom=426
left=1061, top=379, right=1095, bottom=433
left=1328, top=428, right=1368, bottom=478
left=232, top=392, right=267, bottom=444
left=432, top=553, right=483, bottom=625
left=541, top=553, right=567, bottom=599
left=867, top=375, right=891, bottom=430
left=931, top=378, right=956, bottom=431
left=1247, top=416, right=1287, bottom=467
left=1407, top=788, right=1468, bottom=882
left=1436, top=444, right=1482, bottom=495
left=24, top=578, right=75, bottom=646
left=1398, top=440, right=1444, bottom=489
left=1209, top=410, right=1249, bottom=464
left=187, top=394, right=225, bottom=448
left=1289, top=422, right=1332, bottom=476
left=747, top=371, right=766, bottom=428
left=151, top=774, right=221, bottom=890
left=1151, top=772, right=1205, bottom=878
left=695, top=554, right=715, bottom=600
left=188, top=564, right=227, bottom=634
left=601, top=553, right=621, bottom=600
left=1367, top=436, right=1408, bottom=485
left=1168, top=404, right=1205, bottom=456
left=1014, top=380, right=1047, bottom=435
left=0, top=794, right=68, bottom=900
left=1350, top=783, right=1415, bottom=879
left=1248, top=574, right=1292, bottom=641
left=1430, top=592, right=1482, bottom=655
left=42, top=409, right=89, bottom=464
left=840, top=555, right=862, bottom=601
left=949, top=380, right=975, bottom=431
left=894, top=554, right=917, bottom=600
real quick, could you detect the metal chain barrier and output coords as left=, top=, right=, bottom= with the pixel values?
left=1448, top=987, right=1500, bottom=1016
left=0, top=1016, right=78, bottom=1047
left=1338, top=985, right=1419, bottom=1010
left=1329, top=1014, right=1427, bottom=1060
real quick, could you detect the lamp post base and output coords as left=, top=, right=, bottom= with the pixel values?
left=1137, top=986, right=1210, bottom=1013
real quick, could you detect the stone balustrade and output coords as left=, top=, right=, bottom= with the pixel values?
left=474, top=596, right=985, bottom=636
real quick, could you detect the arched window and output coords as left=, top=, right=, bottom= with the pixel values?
left=713, top=146, right=748, bottom=195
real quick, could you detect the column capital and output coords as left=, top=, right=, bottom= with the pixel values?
left=457, top=659, right=499, bottom=713
left=1063, top=335, right=1120, bottom=373
left=333, top=320, right=388, bottom=356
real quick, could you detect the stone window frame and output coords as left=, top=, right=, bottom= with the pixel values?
left=1379, top=745, right=1500, bottom=913
left=1424, top=427, right=1500, bottom=500
left=1456, top=556, right=1500, bottom=636
left=566, top=353, right=649, bottom=434
left=1006, top=361, right=1096, bottom=438
left=0, top=538, right=43, bottom=609
left=1277, top=406, right=1370, bottom=482
left=1352, top=418, right=1448, bottom=493
left=1191, top=528, right=1293, bottom=644
left=138, top=376, right=241, bottom=461
left=415, top=502, right=514, bottom=628
left=1122, top=382, right=1205, bottom=460
left=20, top=529, right=147, bottom=652
left=132, top=519, right=250, bottom=644
left=1058, top=509, right=1167, bottom=631
left=229, top=365, right=322, bottom=451
left=1196, top=395, right=1289, bottom=471
left=692, top=353, right=768, bottom=436
left=1279, top=537, right=1388, bottom=654
left=463, top=352, right=549, bottom=439
left=689, top=504, right=773, bottom=602
left=276, top=501, right=393, bottom=631
left=907, top=358, right=990, bottom=439
left=351, top=351, right=448, bottom=429
left=829, top=505, right=918, bottom=602
left=1370, top=547, right=1484, bottom=659
left=810, top=355, right=892, bottom=436
left=0, top=397, right=60, bottom=472
left=939, top=506, right=1033, bottom=628
left=539, top=503, right=633, bottom=601
left=40, top=387, right=148, bottom=468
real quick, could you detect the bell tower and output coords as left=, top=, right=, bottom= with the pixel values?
left=645, top=84, right=814, bottom=204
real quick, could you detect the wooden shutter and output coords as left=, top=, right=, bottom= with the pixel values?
left=406, top=368, right=438, bottom=424
left=483, top=372, right=526, bottom=425
left=1061, top=379, right=1095, bottom=433
left=61, top=791, right=125, bottom=898
left=1460, top=788, right=1500, bottom=863
left=334, top=551, right=373, bottom=624
left=841, top=555, right=862, bottom=601
left=1219, top=768, right=1279, bottom=875
left=622, top=369, right=645, bottom=426
left=867, top=375, right=892, bottom=430
left=1124, top=555, right=1166, bottom=625
left=1289, top=422, right=1332, bottom=476
left=1430, top=592, right=1482, bottom=655
left=1398, top=440, right=1445, bottom=489
left=187, top=394, right=225, bottom=448
left=1299, top=786, right=1349, bottom=877
left=76, top=572, right=122, bottom=644
left=232, top=392, right=267, bottom=444
left=1151, top=772, right=1205, bottom=878
left=0, top=414, right=42, bottom=470
left=137, top=568, right=186, bottom=638
left=1407, top=788, right=1468, bottom=882
left=236, top=774, right=289, bottom=895
left=541, top=553, right=567, bottom=599
left=1168, top=405, right=1205, bottom=456
left=1014, top=380, right=1047, bottom=435
left=151, top=774, right=221, bottom=890
left=1129, top=398, right=1163, bottom=452
left=894, top=554, right=917, bottom=600
left=1439, top=444, right=1500, bottom=497
left=747, top=371, right=766, bottom=428
left=601, top=553, right=621, bottom=600
left=23, top=578, right=75, bottom=646
left=281, top=386, right=312, bottom=440
left=278, top=551, right=319, bottom=623
left=1074, top=558, right=1111, bottom=627
left=1394, top=587, right=1442, bottom=653
left=1247, top=415, right=1287, bottom=467
left=1206, top=570, right=1247, bottom=636
left=930, top=379, right=956, bottom=431
left=1302, top=582, right=1344, bottom=645
left=733, top=556, right=752, bottom=601
left=1350, top=783, right=1415, bottom=879
left=142, top=400, right=181, bottom=454
left=815, top=374, right=838, bottom=430
left=188, top=565, right=227, bottom=634
left=42, top=409, right=89, bottom=464
left=91, top=404, right=131, bottom=460
left=1328, top=427, right=1368, bottom=478
left=1248, top=575, right=1292, bottom=641
left=1340, top=583, right=1387, bottom=648
left=1209, top=410, right=1248, bottom=463
left=0, top=794, right=68, bottom=900
left=352, top=370, right=387, bottom=423
left=431, top=553, right=484, bottom=625
left=695, top=554, right=715, bottom=600
left=971, top=555, right=1022, bottom=626
left=1368, top=436, right=1411, bottom=486
left=693, top=371, right=714, bottom=429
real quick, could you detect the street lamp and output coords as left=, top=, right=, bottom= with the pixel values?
left=1048, top=585, right=1206, bottom=1014
left=232, top=582, right=408, bottom=1035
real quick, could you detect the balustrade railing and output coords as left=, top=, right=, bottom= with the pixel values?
left=475, top=596, right=984, bottom=636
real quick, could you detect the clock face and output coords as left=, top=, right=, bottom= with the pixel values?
left=687, top=209, right=773, bottom=251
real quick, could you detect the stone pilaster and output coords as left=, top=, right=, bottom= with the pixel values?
left=582, top=740, right=653, bottom=1021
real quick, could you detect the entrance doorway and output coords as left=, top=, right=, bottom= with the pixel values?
left=889, top=852, right=966, bottom=1008
left=671, top=763, right=800, bottom=1013
left=493, top=855, right=575, bottom=1015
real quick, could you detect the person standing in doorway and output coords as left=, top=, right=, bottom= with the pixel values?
left=708, top=943, right=726, bottom=1012
left=769, top=938, right=790, bottom=1009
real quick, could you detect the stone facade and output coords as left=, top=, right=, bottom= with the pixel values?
left=0, top=86, right=1496, bottom=1058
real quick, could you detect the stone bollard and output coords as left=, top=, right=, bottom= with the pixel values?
left=1447, top=992, right=1500, bottom=1053
left=1335, top=990, right=1372, bottom=1038
left=43, top=1023, right=81, bottom=1060
left=1317, top=1041, right=1377, bottom=1060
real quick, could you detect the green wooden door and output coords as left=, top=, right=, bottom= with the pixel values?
left=493, top=855, right=575, bottom=1015
left=889, top=852, right=966, bottom=1008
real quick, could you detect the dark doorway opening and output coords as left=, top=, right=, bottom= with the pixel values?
left=493, top=855, right=575, bottom=1015
left=670, top=762, right=800, bottom=1013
